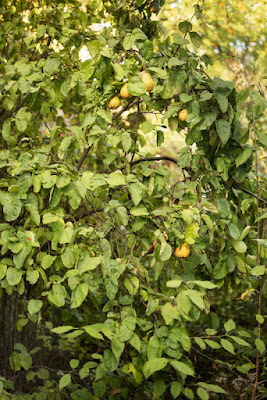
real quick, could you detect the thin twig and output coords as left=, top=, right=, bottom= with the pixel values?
left=234, top=185, right=267, bottom=205
left=245, top=70, right=265, bottom=400
left=77, top=145, right=92, bottom=171
left=130, top=155, right=191, bottom=173
left=112, top=98, right=137, bottom=120
left=174, top=12, right=195, bottom=56
left=130, top=98, right=140, bottom=165
left=131, top=155, right=178, bottom=166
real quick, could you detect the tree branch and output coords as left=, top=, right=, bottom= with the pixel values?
left=130, top=156, right=192, bottom=174
left=234, top=185, right=267, bottom=206
left=131, top=156, right=177, bottom=166
left=77, top=145, right=92, bottom=171
left=112, top=98, right=138, bottom=120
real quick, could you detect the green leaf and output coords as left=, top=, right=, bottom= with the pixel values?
left=171, top=382, right=182, bottom=398
left=200, top=91, right=213, bottom=101
left=216, top=94, right=228, bottom=113
left=129, top=332, right=141, bottom=352
left=111, top=338, right=125, bottom=361
left=213, top=261, right=228, bottom=280
left=256, top=314, right=264, bottom=324
left=128, top=77, right=146, bottom=96
left=220, top=338, right=235, bottom=354
left=97, top=109, right=112, bottom=124
left=224, top=319, right=236, bottom=332
left=184, top=223, right=199, bottom=244
left=123, top=34, right=136, bottom=50
left=161, top=302, right=179, bottom=325
left=70, top=359, right=79, bottom=369
left=153, top=380, right=166, bottom=397
left=231, top=240, right=247, bottom=253
left=218, top=197, right=230, bottom=218
left=104, top=277, right=118, bottom=300
left=230, top=336, right=250, bottom=347
left=201, top=214, right=213, bottom=230
left=83, top=326, right=104, bottom=340
left=25, top=204, right=40, bottom=226
left=88, top=40, right=102, bottom=58
left=147, top=336, right=162, bottom=361
left=169, top=360, right=194, bottom=376
left=255, top=338, right=266, bottom=354
left=61, top=245, right=78, bottom=269
left=228, top=223, right=240, bottom=240
left=104, top=349, right=118, bottom=372
left=179, top=21, right=192, bottom=33
left=184, top=290, right=205, bottom=310
left=204, top=339, right=221, bottom=349
left=51, top=326, right=76, bottom=334
left=236, top=147, right=252, bottom=167
left=166, top=280, right=183, bottom=288
left=125, top=276, right=139, bottom=295
left=106, top=171, right=126, bottom=187
left=6, top=267, right=22, bottom=286
left=58, top=137, right=72, bottom=159
left=236, top=87, right=249, bottom=103
left=198, top=382, right=226, bottom=394
left=194, top=337, right=206, bottom=350
left=129, top=183, right=142, bottom=205
left=159, top=242, right=172, bottom=261
left=59, top=227, right=73, bottom=244
left=257, top=131, right=267, bottom=146
left=216, top=119, right=231, bottom=145
left=143, top=358, right=168, bottom=379
left=251, top=265, right=265, bottom=276
left=70, top=283, right=89, bottom=309
left=3, top=199, right=22, bottom=221
left=121, top=131, right=132, bottom=152
left=168, top=58, right=185, bottom=68
left=43, top=58, right=60, bottom=75
left=26, top=269, right=39, bottom=285
left=113, top=64, right=124, bottom=80
left=0, top=263, right=7, bottom=280
left=132, top=28, right=147, bottom=41
left=130, top=204, right=149, bottom=216
left=78, top=255, right=101, bottom=273
left=28, top=299, right=43, bottom=315
left=199, top=111, right=217, bottom=130
left=183, top=388, right=194, bottom=399
left=172, top=33, right=189, bottom=45
left=59, top=373, right=71, bottom=391
left=140, top=120, right=154, bottom=133
left=213, top=76, right=235, bottom=97
left=117, top=317, right=136, bottom=342
left=187, top=280, right=217, bottom=289
left=189, top=32, right=202, bottom=47
left=93, top=379, right=106, bottom=396
left=172, top=328, right=191, bottom=351
left=41, top=254, right=56, bottom=270
left=148, top=67, right=168, bottom=79
left=79, top=60, right=95, bottom=81
left=48, top=284, right=66, bottom=307
left=180, top=93, right=192, bottom=103
left=240, top=226, right=251, bottom=240
left=253, top=239, right=267, bottom=249
left=197, top=387, right=209, bottom=400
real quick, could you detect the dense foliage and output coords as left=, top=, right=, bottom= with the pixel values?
left=163, top=0, right=267, bottom=83
left=0, top=1, right=266, bottom=399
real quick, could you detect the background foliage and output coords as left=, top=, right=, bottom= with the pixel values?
left=0, top=0, right=266, bottom=399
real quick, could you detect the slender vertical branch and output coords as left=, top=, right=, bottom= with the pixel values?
left=77, top=145, right=92, bottom=171
left=130, top=98, right=140, bottom=165
left=245, top=68, right=265, bottom=400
